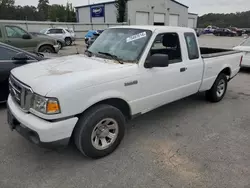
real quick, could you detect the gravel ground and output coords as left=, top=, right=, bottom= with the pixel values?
left=0, top=35, right=250, bottom=188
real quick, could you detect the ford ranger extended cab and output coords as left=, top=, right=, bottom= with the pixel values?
left=7, top=26, right=242, bottom=159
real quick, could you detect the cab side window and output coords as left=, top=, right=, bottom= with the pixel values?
left=47, top=29, right=56, bottom=34
left=184, top=32, right=199, bottom=60
left=0, top=29, right=2, bottom=38
left=56, top=29, right=65, bottom=34
left=5, top=26, right=28, bottom=38
left=149, top=33, right=182, bottom=64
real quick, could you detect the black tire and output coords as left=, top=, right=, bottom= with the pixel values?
left=38, top=45, right=54, bottom=53
left=65, top=37, right=72, bottom=46
left=206, top=73, right=228, bottom=103
left=74, top=104, right=125, bottom=159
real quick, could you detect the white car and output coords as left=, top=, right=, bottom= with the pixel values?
left=233, top=37, right=250, bottom=67
left=40, top=28, right=76, bottom=46
left=7, top=26, right=242, bottom=159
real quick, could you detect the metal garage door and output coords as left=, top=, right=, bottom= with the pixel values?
left=169, top=14, right=179, bottom=26
left=154, top=13, right=165, bottom=25
left=188, top=18, right=195, bottom=28
left=136, top=12, right=149, bottom=25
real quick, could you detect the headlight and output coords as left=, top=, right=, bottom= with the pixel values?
left=32, top=94, right=61, bottom=114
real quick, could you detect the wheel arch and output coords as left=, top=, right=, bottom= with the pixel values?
left=77, top=98, right=132, bottom=120
left=219, top=66, right=231, bottom=79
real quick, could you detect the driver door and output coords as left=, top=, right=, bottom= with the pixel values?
left=137, top=32, right=188, bottom=113
left=4, top=25, right=36, bottom=52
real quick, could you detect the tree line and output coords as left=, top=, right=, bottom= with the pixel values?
left=0, top=0, right=76, bottom=22
left=198, top=11, right=250, bottom=28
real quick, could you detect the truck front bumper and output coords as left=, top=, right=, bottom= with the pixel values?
left=7, top=96, right=78, bottom=149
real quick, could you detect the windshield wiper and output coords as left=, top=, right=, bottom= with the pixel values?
left=98, top=51, right=123, bottom=64
left=85, top=49, right=93, bottom=57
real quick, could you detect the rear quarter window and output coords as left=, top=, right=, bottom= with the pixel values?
left=184, top=32, right=199, bottom=60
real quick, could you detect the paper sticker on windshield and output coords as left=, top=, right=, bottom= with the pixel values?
left=126, top=32, right=147, bottom=43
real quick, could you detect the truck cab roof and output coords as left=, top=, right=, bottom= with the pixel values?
left=111, top=25, right=195, bottom=33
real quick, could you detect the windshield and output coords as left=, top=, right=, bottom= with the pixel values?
left=40, top=29, right=47, bottom=34
left=88, top=28, right=152, bottom=62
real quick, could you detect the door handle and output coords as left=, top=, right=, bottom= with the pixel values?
left=180, top=67, right=187, bottom=72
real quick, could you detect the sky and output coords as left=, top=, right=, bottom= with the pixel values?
left=15, top=0, right=250, bottom=15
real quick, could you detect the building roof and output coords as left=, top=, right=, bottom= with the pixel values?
left=170, top=0, right=188, bottom=8
left=75, top=1, right=115, bottom=9
left=75, top=0, right=188, bottom=9
left=188, top=12, right=198, bottom=16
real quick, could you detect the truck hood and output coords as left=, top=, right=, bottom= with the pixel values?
left=11, top=54, right=135, bottom=96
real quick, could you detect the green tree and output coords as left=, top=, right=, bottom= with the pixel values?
left=198, top=11, right=250, bottom=28
left=115, top=0, right=127, bottom=22
left=0, top=0, right=15, bottom=6
left=0, top=0, right=15, bottom=19
left=65, top=2, right=76, bottom=22
left=37, top=0, right=49, bottom=20
left=48, top=4, right=66, bottom=22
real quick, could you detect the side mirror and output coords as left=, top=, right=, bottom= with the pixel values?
left=22, top=34, right=31, bottom=39
left=145, top=54, right=169, bottom=68
left=12, top=52, right=29, bottom=61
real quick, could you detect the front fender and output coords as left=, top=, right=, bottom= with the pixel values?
left=79, top=90, right=130, bottom=114
left=35, top=41, right=55, bottom=52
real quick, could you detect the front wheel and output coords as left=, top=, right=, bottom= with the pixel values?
left=38, top=45, right=54, bottom=53
left=206, top=73, right=228, bottom=102
left=74, top=104, right=125, bottom=159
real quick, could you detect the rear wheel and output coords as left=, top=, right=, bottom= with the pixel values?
left=38, top=45, right=54, bottom=53
left=65, top=37, right=72, bottom=46
left=74, top=104, right=125, bottom=159
left=206, top=73, right=228, bottom=102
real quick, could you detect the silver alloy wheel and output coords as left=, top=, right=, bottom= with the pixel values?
left=216, top=79, right=226, bottom=97
left=91, top=118, right=119, bottom=150
left=43, top=49, right=52, bottom=53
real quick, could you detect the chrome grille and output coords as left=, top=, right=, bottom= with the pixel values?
left=9, top=74, right=33, bottom=111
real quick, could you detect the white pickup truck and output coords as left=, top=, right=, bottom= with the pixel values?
left=7, top=26, right=242, bottom=159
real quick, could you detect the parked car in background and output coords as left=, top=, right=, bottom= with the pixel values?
left=229, top=27, right=245, bottom=36
left=233, top=36, right=250, bottom=67
left=86, top=30, right=104, bottom=49
left=213, top=28, right=237, bottom=37
left=85, top=30, right=104, bottom=44
left=0, top=42, right=44, bottom=102
left=40, top=28, right=76, bottom=46
left=0, top=24, right=59, bottom=53
left=194, top=28, right=201, bottom=37
left=7, top=26, right=242, bottom=159
left=203, top=25, right=218, bottom=34
left=30, top=32, right=65, bottom=50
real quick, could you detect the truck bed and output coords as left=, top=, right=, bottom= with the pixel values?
left=201, top=47, right=240, bottom=58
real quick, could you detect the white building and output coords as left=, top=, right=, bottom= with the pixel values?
left=75, top=0, right=198, bottom=28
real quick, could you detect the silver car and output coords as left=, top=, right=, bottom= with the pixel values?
left=40, top=28, right=76, bottom=46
